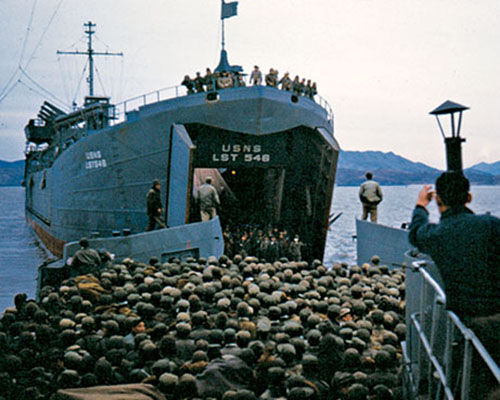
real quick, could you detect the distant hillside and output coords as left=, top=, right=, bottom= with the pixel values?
left=463, top=167, right=500, bottom=185
left=0, top=160, right=24, bottom=186
left=337, top=150, right=499, bottom=186
left=339, top=150, right=438, bottom=174
left=1, top=152, right=498, bottom=187
left=467, top=161, right=500, bottom=176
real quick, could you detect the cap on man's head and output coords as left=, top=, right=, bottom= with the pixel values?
left=152, top=179, right=161, bottom=187
left=436, top=171, right=470, bottom=207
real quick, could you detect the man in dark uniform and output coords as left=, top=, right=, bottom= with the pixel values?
left=409, top=171, right=500, bottom=399
left=409, top=171, right=500, bottom=400
left=194, top=72, right=205, bottom=93
left=409, top=171, right=500, bottom=320
left=146, top=179, right=166, bottom=231
left=181, top=75, right=195, bottom=94
left=71, top=238, right=101, bottom=277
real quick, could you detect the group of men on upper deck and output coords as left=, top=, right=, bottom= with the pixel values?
left=181, top=65, right=318, bottom=99
left=249, top=65, right=318, bottom=99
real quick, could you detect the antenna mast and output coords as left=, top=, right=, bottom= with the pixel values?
left=57, top=21, right=123, bottom=97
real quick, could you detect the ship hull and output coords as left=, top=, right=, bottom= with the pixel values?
left=25, top=86, right=339, bottom=261
left=356, top=219, right=411, bottom=268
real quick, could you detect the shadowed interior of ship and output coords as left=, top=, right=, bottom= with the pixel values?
left=184, top=123, right=338, bottom=260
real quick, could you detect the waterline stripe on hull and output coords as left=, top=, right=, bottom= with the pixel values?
left=26, top=215, right=65, bottom=258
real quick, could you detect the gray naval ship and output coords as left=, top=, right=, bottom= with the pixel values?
left=23, top=19, right=339, bottom=265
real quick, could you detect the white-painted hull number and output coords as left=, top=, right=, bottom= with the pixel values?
left=212, top=144, right=270, bottom=163
left=85, top=150, right=107, bottom=170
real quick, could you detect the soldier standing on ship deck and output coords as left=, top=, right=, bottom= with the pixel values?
left=249, top=65, right=262, bottom=85
left=146, top=179, right=166, bottom=231
left=359, top=172, right=383, bottom=223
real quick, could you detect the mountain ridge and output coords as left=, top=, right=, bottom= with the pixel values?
left=467, top=160, right=500, bottom=176
left=0, top=160, right=24, bottom=186
left=336, top=150, right=499, bottom=186
left=1, top=152, right=498, bottom=187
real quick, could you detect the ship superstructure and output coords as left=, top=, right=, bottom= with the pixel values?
left=23, top=20, right=339, bottom=261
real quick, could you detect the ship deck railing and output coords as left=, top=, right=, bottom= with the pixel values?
left=110, top=84, right=334, bottom=131
left=402, top=259, right=500, bottom=400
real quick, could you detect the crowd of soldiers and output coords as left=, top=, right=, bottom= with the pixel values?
left=181, top=66, right=318, bottom=99
left=223, top=225, right=305, bottom=262
left=0, top=250, right=407, bottom=399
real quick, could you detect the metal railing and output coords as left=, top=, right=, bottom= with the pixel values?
left=113, top=85, right=184, bottom=124
left=403, top=260, right=500, bottom=400
left=111, top=83, right=335, bottom=130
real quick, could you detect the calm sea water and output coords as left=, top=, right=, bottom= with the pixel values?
left=0, top=187, right=47, bottom=311
left=324, top=185, right=500, bottom=265
left=1, top=185, right=499, bottom=311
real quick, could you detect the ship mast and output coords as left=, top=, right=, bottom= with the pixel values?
left=57, top=21, right=123, bottom=98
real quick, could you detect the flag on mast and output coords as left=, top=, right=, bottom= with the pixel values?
left=221, top=0, right=238, bottom=19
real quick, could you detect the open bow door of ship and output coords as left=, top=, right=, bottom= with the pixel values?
left=183, top=123, right=339, bottom=261
left=165, top=124, right=195, bottom=227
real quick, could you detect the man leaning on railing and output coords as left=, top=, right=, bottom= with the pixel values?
left=409, top=171, right=500, bottom=397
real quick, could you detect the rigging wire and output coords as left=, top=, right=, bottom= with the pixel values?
left=57, top=55, right=72, bottom=105
left=19, top=0, right=38, bottom=67
left=72, top=62, right=88, bottom=105
left=17, top=79, right=69, bottom=113
left=18, top=79, right=45, bottom=99
left=23, top=0, right=65, bottom=72
left=0, top=0, right=65, bottom=107
left=0, top=0, right=38, bottom=101
left=93, top=34, right=111, bottom=50
left=65, top=34, right=87, bottom=51
left=58, top=34, right=88, bottom=105
left=118, top=56, right=125, bottom=102
left=94, top=65, right=107, bottom=98
left=0, top=80, right=21, bottom=105
left=19, top=67, right=69, bottom=111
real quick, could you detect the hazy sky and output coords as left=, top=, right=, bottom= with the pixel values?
left=1, top=0, right=499, bottom=169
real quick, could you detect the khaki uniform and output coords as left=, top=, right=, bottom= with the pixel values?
left=359, top=180, right=383, bottom=222
left=198, top=183, right=220, bottom=221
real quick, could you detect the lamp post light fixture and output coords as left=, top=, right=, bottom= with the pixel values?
left=429, top=100, right=469, bottom=172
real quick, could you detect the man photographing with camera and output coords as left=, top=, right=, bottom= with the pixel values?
left=409, top=171, right=500, bottom=320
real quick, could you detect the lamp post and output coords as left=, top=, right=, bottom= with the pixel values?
left=429, top=100, right=469, bottom=172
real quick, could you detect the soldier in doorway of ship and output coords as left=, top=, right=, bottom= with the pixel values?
left=146, top=179, right=166, bottom=231
left=359, top=172, right=383, bottom=223
left=70, top=237, right=101, bottom=277
left=288, top=235, right=304, bottom=261
left=197, top=177, right=220, bottom=221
